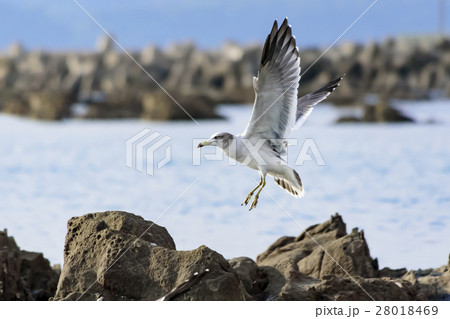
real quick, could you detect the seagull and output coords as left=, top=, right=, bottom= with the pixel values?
left=198, top=18, right=342, bottom=210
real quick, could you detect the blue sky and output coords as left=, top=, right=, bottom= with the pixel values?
left=0, top=0, right=447, bottom=50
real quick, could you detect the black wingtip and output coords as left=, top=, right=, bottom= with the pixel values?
left=260, top=18, right=299, bottom=68
left=272, top=20, right=278, bottom=30
left=280, top=18, right=288, bottom=30
left=315, top=76, right=344, bottom=94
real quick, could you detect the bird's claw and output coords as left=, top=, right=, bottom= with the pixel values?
left=249, top=196, right=259, bottom=211
left=241, top=193, right=253, bottom=206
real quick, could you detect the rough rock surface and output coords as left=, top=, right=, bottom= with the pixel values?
left=250, top=213, right=420, bottom=301
left=5, top=211, right=448, bottom=301
left=53, top=211, right=248, bottom=301
left=54, top=211, right=448, bottom=301
left=257, top=213, right=378, bottom=279
left=0, top=229, right=59, bottom=300
left=402, top=260, right=450, bottom=301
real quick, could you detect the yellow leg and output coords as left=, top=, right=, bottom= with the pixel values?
left=249, top=176, right=266, bottom=211
left=242, top=175, right=263, bottom=206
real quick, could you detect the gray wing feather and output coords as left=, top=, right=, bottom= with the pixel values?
left=294, top=76, right=344, bottom=128
left=242, top=18, right=301, bottom=155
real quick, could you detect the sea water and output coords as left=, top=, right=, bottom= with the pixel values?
left=0, top=101, right=449, bottom=269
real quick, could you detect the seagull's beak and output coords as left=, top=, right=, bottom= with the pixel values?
left=197, top=140, right=212, bottom=148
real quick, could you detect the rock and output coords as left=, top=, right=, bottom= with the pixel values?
left=28, top=91, right=73, bottom=120
left=251, top=268, right=419, bottom=301
left=0, top=229, right=59, bottom=301
left=1, top=91, right=29, bottom=116
left=141, top=91, right=219, bottom=120
left=53, top=211, right=248, bottom=301
left=403, top=260, right=450, bottom=301
left=7, top=42, right=25, bottom=57
left=96, top=35, right=115, bottom=54
left=4, top=210, right=445, bottom=301
left=336, top=116, right=361, bottom=123
left=252, top=213, right=422, bottom=301
left=337, top=101, right=415, bottom=123
left=83, top=90, right=143, bottom=119
left=379, top=267, right=408, bottom=278
left=4, top=34, right=450, bottom=120
left=297, top=228, right=378, bottom=279
left=308, top=276, right=419, bottom=301
left=257, top=213, right=378, bottom=280
left=365, top=102, right=414, bottom=123
left=229, top=257, right=268, bottom=298
left=275, top=275, right=420, bottom=301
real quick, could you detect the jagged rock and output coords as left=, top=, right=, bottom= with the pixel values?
left=297, top=228, right=378, bottom=278
left=53, top=211, right=248, bottom=301
left=252, top=213, right=418, bottom=300
left=402, top=259, right=450, bottom=301
left=236, top=259, right=418, bottom=301
left=4, top=210, right=446, bottom=301
left=257, top=213, right=378, bottom=280
left=0, top=229, right=59, bottom=301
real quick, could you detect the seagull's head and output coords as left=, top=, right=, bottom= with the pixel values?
left=197, top=132, right=234, bottom=149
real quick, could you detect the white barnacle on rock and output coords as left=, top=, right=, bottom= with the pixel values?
left=95, top=292, right=104, bottom=301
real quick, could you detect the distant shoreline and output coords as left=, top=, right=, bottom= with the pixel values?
left=1, top=35, right=450, bottom=121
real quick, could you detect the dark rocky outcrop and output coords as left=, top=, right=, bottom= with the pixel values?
left=3, top=211, right=449, bottom=300
left=53, top=211, right=248, bottom=301
left=252, top=213, right=418, bottom=301
left=51, top=211, right=448, bottom=301
left=0, top=229, right=59, bottom=301
left=257, top=214, right=378, bottom=279
left=402, top=260, right=450, bottom=301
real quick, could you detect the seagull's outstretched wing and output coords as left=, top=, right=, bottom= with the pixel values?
left=293, top=76, right=344, bottom=129
left=242, top=19, right=300, bottom=154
